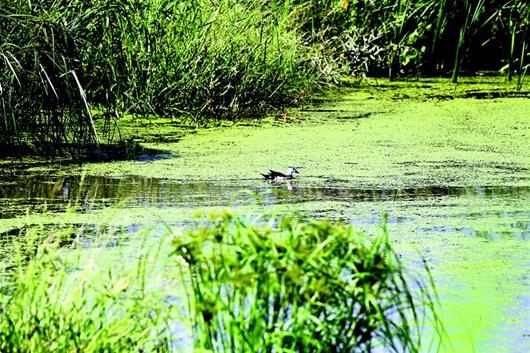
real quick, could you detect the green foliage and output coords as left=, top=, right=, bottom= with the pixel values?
left=295, top=0, right=529, bottom=82
left=0, top=210, right=441, bottom=352
left=0, top=0, right=318, bottom=154
left=73, top=0, right=316, bottom=121
left=173, top=210, right=440, bottom=352
left=0, top=0, right=101, bottom=154
left=3, top=0, right=527, bottom=156
left=0, top=227, right=180, bottom=353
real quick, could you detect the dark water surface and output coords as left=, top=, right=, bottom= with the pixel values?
left=1, top=173, right=529, bottom=238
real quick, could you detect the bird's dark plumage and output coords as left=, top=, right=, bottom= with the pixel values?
left=261, top=167, right=299, bottom=180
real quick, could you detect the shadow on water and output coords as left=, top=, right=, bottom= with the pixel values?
left=1, top=173, right=529, bottom=239
left=0, top=139, right=173, bottom=172
left=1, top=174, right=529, bottom=210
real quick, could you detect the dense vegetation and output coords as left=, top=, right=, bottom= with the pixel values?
left=174, top=211, right=441, bottom=353
left=1, top=0, right=528, bottom=154
left=0, top=225, right=178, bottom=352
left=307, top=0, right=529, bottom=81
left=0, top=211, right=440, bottom=352
left=0, top=0, right=317, bottom=155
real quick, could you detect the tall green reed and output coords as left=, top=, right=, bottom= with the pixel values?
left=305, top=0, right=529, bottom=81
left=516, top=41, right=528, bottom=90
left=1, top=0, right=319, bottom=156
left=451, top=0, right=493, bottom=83
left=173, top=210, right=442, bottom=352
left=0, top=0, right=102, bottom=155
left=510, top=0, right=530, bottom=90
left=2, top=0, right=528, bottom=157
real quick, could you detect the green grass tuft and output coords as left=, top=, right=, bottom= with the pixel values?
left=173, top=210, right=442, bottom=352
left=0, top=210, right=442, bottom=352
left=0, top=226, right=182, bottom=353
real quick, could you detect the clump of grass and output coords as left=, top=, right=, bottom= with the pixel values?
left=0, top=226, right=182, bottom=353
left=0, top=0, right=102, bottom=155
left=0, top=209, right=442, bottom=352
left=173, top=210, right=441, bottom=352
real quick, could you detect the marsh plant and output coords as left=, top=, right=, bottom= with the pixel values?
left=309, top=0, right=529, bottom=82
left=1, top=0, right=529, bottom=155
left=173, top=210, right=441, bottom=353
left=0, top=208, right=442, bottom=352
left=0, top=225, right=180, bottom=353
left=0, top=0, right=317, bottom=154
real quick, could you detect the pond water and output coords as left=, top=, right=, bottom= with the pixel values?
left=1, top=78, right=529, bottom=353
left=1, top=174, right=529, bottom=234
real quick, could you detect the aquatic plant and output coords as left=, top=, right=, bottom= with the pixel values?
left=0, top=0, right=318, bottom=155
left=173, top=210, right=441, bottom=352
left=0, top=209, right=442, bottom=352
left=0, top=226, right=180, bottom=353
left=296, top=0, right=529, bottom=82
left=0, top=0, right=102, bottom=156
left=3, top=0, right=528, bottom=157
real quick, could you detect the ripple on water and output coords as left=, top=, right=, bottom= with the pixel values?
left=1, top=173, right=529, bottom=239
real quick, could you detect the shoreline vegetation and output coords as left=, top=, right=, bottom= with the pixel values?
left=1, top=0, right=529, bottom=156
left=0, top=210, right=443, bottom=353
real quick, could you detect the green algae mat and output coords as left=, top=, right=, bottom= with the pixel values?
left=1, top=77, right=529, bottom=352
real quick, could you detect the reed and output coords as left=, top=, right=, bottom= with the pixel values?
left=0, top=0, right=318, bottom=155
left=511, top=1, right=530, bottom=90
left=309, top=0, right=529, bottom=82
left=173, top=210, right=442, bottom=352
left=2, top=0, right=529, bottom=156
left=0, top=0, right=102, bottom=155
left=516, top=41, right=528, bottom=90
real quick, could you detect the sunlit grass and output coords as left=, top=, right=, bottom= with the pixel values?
left=0, top=209, right=442, bottom=352
left=1, top=0, right=528, bottom=156
left=174, top=210, right=442, bottom=352
left=0, top=226, right=183, bottom=352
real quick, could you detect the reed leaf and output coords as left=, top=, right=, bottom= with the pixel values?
left=174, top=211, right=442, bottom=353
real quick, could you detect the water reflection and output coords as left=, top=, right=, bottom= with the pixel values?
left=2, top=174, right=529, bottom=211
left=1, top=174, right=529, bottom=239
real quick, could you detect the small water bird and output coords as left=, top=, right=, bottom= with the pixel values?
left=261, top=167, right=300, bottom=180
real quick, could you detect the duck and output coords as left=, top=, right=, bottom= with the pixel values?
left=261, top=167, right=300, bottom=180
